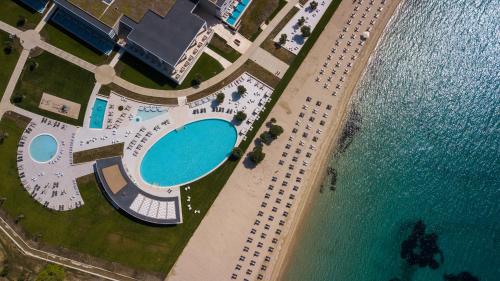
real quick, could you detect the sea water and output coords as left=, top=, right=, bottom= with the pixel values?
left=283, top=0, right=500, bottom=280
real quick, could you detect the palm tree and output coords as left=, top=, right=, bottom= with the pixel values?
left=301, top=26, right=312, bottom=38
left=237, top=85, right=247, bottom=97
left=279, top=33, right=287, bottom=45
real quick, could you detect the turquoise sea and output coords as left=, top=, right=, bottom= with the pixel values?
left=283, top=0, right=500, bottom=280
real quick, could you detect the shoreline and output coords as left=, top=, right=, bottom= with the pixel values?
left=270, top=0, right=405, bottom=279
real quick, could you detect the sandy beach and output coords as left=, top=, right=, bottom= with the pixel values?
left=166, top=1, right=403, bottom=280
left=271, top=0, right=404, bottom=279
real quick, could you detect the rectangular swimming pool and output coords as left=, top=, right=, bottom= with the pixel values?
left=226, top=0, right=252, bottom=27
left=89, top=98, right=108, bottom=129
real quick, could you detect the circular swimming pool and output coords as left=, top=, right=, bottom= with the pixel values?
left=30, top=134, right=58, bottom=163
left=140, top=119, right=237, bottom=186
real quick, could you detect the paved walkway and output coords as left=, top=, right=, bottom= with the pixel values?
left=0, top=49, right=29, bottom=117
left=205, top=47, right=232, bottom=69
left=250, top=47, right=289, bottom=78
left=35, top=3, right=55, bottom=32
left=212, top=24, right=252, bottom=54
left=0, top=0, right=299, bottom=99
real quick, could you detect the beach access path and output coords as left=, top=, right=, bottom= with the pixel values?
left=165, top=0, right=402, bottom=280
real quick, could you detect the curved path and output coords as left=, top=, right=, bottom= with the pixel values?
left=0, top=0, right=299, bottom=100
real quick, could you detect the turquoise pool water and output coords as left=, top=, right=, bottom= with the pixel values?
left=140, top=119, right=237, bottom=186
left=226, top=0, right=251, bottom=26
left=30, top=134, right=58, bottom=163
left=89, top=98, right=107, bottom=129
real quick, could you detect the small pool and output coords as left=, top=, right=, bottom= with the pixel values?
left=140, top=119, right=237, bottom=186
left=226, top=0, right=252, bottom=26
left=30, top=134, right=58, bottom=163
left=89, top=98, right=107, bottom=129
left=133, top=108, right=166, bottom=123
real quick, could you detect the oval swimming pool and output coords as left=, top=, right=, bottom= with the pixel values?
left=30, top=134, right=58, bottom=163
left=140, top=119, right=237, bottom=186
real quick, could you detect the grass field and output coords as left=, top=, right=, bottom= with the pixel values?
left=0, top=0, right=42, bottom=30
left=11, top=52, right=95, bottom=126
left=0, top=0, right=343, bottom=276
left=208, top=34, right=241, bottom=63
left=260, top=7, right=299, bottom=64
left=41, top=22, right=113, bottom=65
left=0, top=32, right=21, bottom=100
left=239, top=0, right=287, bottom=40
left=115, top=52, right=224, bottom=90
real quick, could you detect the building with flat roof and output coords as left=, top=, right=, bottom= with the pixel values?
left=49, top=0, right=233, bottom=84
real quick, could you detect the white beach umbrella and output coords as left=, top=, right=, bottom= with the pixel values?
left=361, top=31, right=370, bottom=40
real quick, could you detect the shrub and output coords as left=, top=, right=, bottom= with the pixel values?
left=248, top=145, right=265, bottom=164
left=36, top=264, right=65, bottom=281
left=118, top=105, right=124, bottom=111
left=309, top=1, right=318, bottom=11
left=269, top=124, right=284, bottom=139
left=279, top=33, right=287, bottom=45
left=230, top=147, right=243, bottom=160
left=12, top=94, right=24, bottom=104
left=260, top=132, right=273, bottom=145
left=216, top=92, right=225, bottom=103
left=301, top=26, right=312, bottom=38
left=16, top=16, right=26, bottom=28
left=234, top=111, right=247, bottom=123
left=237, top=85, right=247, bottom=97
left=297, top=16, right=306, bottom=27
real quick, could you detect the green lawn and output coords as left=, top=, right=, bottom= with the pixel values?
left=115, top=52, right=224, bottom=90
left=208, top=34, right=241, bottom=63
left=0, top=0, right=42, bottom=30
left=0, top=31, right=21, bottom=100
left=12, top=52, right=95, bottom=126
left=0, top=113, right=247, bottom=274
left=40, top=22, right=113, bottom=65
left=239, top=0, right=287, bottom=40
left=0, top=0, right=343, bottom=276
left=260, top=7, right=299, bottom=64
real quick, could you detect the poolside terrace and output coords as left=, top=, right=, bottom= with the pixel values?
left=67, top=0, right=176, bottom=27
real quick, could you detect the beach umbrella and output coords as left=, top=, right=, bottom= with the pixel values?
left=361, top=31, right=370, bottom=40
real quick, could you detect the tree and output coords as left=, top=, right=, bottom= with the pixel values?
left=16, top=16, right=26, bottom=28
left=36, top=264, right=65, bottom=281
left=237, top=85, right=247, bottom=97
left=309, top=1, right=318, bottom=11
left=279, top=33, right=287, bottom=45
left=3, top=39, right=13, bottom=55
left=216, top=92, right=225, bottom=104
left=234, top=111, right=247, bottom=123
left=297, top=16, right=306, bottom=27
left=270, top=117, right=277, bottom=123
left=28, top=59, right=39, bottom=71
left=230, top=147, right=243, bottom=160
left=260, top=132, right=273, bottom=145
left=14, top=214, right=24, bottom=224
left=248, top=145, right=265, bottom=164
left=191, top=73, right=203, bottom=87
left=12, top=94, right=24, bottom=104
left=301, top=26, right=311, bottom=38
left=269, top=124, right=284, bottom=139
left=0, top=132, right=8, bottom=144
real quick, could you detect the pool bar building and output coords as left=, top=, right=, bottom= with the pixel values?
left=43, top=0, right=241, bottom=84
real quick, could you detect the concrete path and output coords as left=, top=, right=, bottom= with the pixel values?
left=0, top=49, right=29, bottom=117
left=205, top=47, right=232, bottom=69
left=212, top=24, right=252, bottom=54
left=250, top=47, right=289, bottom=78
left=0, top=21, right=21, bottom=36
left=35, top=3, right=55, bottom=32
left=37, top=40, right=97, bottom=72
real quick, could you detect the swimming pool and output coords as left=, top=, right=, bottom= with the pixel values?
left=89, top=98, right=108, bottom=128
left=30, top=134, right=58, bottom=163
left=133, top=107, right=166, bottom=123
left=140, top=119, right=237, bottom=186
left=226, top=0, right=252, bottom=27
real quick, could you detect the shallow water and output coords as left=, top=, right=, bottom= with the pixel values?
left=283, top=0, right=500, bottom=280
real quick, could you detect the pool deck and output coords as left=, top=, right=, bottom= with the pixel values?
left=17, top=72, right=274, bottom=219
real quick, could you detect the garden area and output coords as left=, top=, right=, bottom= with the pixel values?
left=238, top=0, right=287, bottom=40
left=40, top=22, right=113, bottom=65
left=0, top=0, right=42, bottom=30
left=0, top=31, right=22, bottom=100
left=115, top=52, right=224, bottom=90
left=11, top=51, right=95, bottom=126
left=208, top=34, right=241, bottom=63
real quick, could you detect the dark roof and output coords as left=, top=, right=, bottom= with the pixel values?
left=94, top=157, right=181, bottom=225
left=126, top=0, right=206, bottom=67
left=52, top=0, right=114, bottom=36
